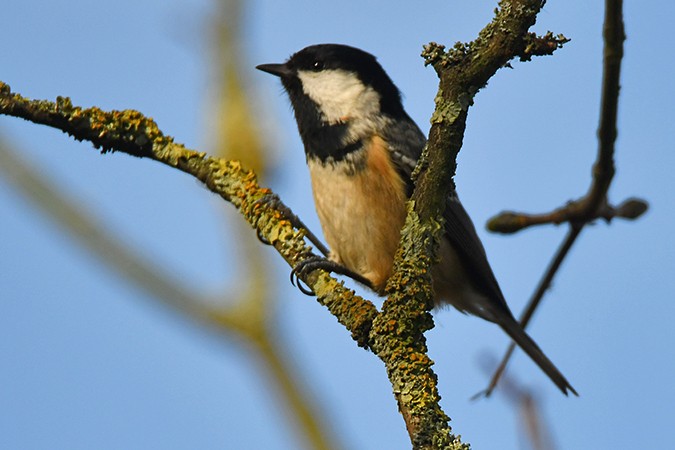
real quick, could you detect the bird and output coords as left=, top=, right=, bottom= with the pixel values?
left=256, top=43, right=576, bottom=395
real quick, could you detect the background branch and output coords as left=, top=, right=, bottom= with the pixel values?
left=206, top=2, right=343, bottom=446
left=488, top=0, right=644, bottom=235
left=478, top=225, right=582, bottom=397
left=482, top=0, right=645, bottom=395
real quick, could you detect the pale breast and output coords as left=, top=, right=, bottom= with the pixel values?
left=308, top=136, right=408, bottom=292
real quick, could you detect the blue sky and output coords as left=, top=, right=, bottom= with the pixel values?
left=1, top=1, right=674, bottom=449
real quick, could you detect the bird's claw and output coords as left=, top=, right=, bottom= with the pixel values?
left=290, top=255, right=332, bottom=296
left=289, top=255, right=375, bottom=296
left=256, top=227, right=271, bottom=246
left=290, top=269, right=316, bottom=296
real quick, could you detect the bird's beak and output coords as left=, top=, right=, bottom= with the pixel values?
left=256, top=63, right=293, bottom=78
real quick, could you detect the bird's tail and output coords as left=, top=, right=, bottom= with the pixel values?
left=498, top=317, right=578, bottom=396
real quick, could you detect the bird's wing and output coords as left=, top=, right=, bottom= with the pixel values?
left=442, top=195, right=511, bottom=314
left=382, top=117, right=425, bottom=196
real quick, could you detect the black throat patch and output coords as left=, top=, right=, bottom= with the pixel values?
left=282, top=77, right=364, bottom=163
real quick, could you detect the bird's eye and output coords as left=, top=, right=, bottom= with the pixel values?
left=312, top=60, right=324, bottom=71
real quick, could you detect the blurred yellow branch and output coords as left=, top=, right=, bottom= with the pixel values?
left=206, top=2, right=346, bottom=447
left=0, top=128, right=343, bottom=450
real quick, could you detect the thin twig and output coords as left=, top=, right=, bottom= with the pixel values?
left=481, top=225, right=582, bottom=397
left=483, top=0, right=630, bottom=394
left=487, top=197, right=647, bottom=234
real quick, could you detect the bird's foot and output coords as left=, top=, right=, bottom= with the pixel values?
left=290, top=255, right=374, bottom=296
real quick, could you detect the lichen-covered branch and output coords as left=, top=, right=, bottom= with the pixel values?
left=519, top=32, right=570, bottom=61
left=371, top=1, right=565, bottom=447
left=415, top=0, right=561, bottom=230
left=0, top=81, right=377, bottom=348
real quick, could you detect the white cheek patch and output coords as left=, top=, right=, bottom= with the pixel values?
left=297, top=69, right=381, bottom=124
